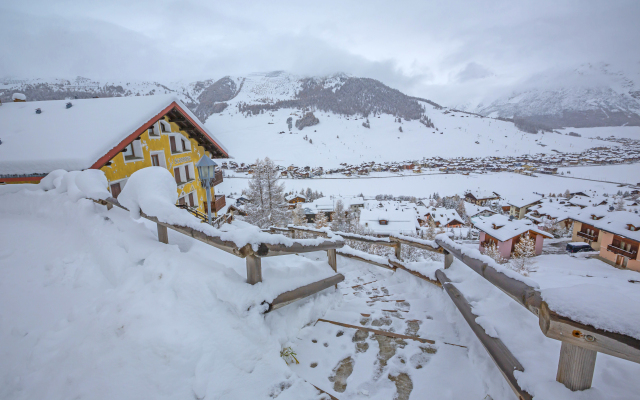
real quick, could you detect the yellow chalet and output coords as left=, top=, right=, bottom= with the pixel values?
left=0, top=95, right=229, bottom=215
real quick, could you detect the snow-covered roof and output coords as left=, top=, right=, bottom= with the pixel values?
left=465, top=190, right=499, bottom=200
left=360, top=202, right=419, bottom=236
left=425, top=207, right=463, bottom=226
left=464, top=202, right=496, bottom=218
left=0, top=95, right=228, bottom=176
left=306, top=196, right=365, bottom=213
left=473, top=214, right=552, bottom=242
left=573, top=210, right=640, bottom=242
left=285, top=194, right=306, bottom=201
left=506, top=193, right=543, bottom=208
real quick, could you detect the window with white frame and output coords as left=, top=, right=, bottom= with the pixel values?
left=170, top=134, right=192, bottom=154
left=160, top=120, right=171, bottom=133
left=148, top=122, right=160, bottom=137
left=149, top=150, right=166, bottom=168
left=123, top=139, right=144, bottom=162
left=173, top=163, right=195, bottom=185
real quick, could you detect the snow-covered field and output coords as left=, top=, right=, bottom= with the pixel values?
left=206, top=105, right=624, bottom=169
left=219, top=168, right=636, bottom=199
left=558, top=164, right=640, bottom=185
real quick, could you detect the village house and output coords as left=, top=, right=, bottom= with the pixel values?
left=571, top=211, right=640, bottom=271
left=464, top=190, right=500, bottom=206
left=285, top=193, right=306, bottom=209
left=419, top=207, right=464, bottom=228
left=360, top=202, right=419, bottom=236
left=506, top=194, right=543, bottom=219
left=0, top=95, right=229, bottom=216
left=474, top=214, right=553, bottom=260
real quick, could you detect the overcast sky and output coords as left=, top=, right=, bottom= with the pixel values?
left=1, top=0, right=639, bottom=105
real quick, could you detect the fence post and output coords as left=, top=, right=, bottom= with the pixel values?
left=394, top=242, right=402, bottom=261
left=444, top=250, right=454, bottom=269
left=556, top=342, right=597, bottom=391
left=157, top=223, right=169, bottom=244
left=327, top=249, right=337, bottom=272
left=246, top=255, right=262, bottom=285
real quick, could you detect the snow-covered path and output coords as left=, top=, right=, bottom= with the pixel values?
left=288, top=255, right=511, bottom=399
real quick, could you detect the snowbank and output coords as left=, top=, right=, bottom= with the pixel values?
left=0, top=172, right=337, bottom=400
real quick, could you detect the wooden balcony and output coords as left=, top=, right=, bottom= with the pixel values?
left=607, top=244, right=637, bottom=259
left=212, top=170, right=223, bottom=186
left=212, top=195, right=226, bottom=213
left=577, top=231, right=597, bottom=241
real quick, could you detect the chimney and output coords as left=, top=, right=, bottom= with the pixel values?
left=12, top=93, right=26, bottom=102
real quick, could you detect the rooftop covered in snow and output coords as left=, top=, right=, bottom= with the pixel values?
left=473, top=214, right=552, bottom=242
left=0, top=95, right=228, bottom=177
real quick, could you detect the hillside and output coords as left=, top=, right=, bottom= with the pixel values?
left=0, top=71, right=633, bottom=166
left=470, top=63, right=640, bottom=129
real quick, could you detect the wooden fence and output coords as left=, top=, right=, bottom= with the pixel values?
left=267, top=224, right=640, bottom=395
left=97, top=197, right=345, bottom=312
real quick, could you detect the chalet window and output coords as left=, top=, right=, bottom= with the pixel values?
left=160, top=120, right=170, bottom=133
left=148, top=125, right=158, bottom=137
left=185, top=165, right=191, bottom=181
left=188, top=192, right=195, bottom=207
left=182, top=138, right=187, bottom=152
left=170, top=136, right=177, bottom=153
left=151, top=154, right=160, bottom=167
left=379, top=220, right=388, bottom=225
left=178, top=197, right=186, bottom=206
left=174, top=167, right=182, bottom=184
left=110, top=182, right=122, bottom=198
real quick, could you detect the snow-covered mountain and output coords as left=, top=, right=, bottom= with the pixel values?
left=2, top=71, right=637, bottom=167
left=471, top=63, right=640, bottom=129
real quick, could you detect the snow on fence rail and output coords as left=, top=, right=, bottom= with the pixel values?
left=95, top=196, right=345, bottom=313
left=268, top=224, right=640, bottom=394
left=435, top=235, right=640, bottom=392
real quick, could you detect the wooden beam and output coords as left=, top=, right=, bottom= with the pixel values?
left=157, top=223, right=169, bottom=244
left=556, top=342, right=597, bottom=391
left=336, top=250, right=394, bottom=270
left=444, top=250, right=454, bottom=269
left=316, top=318, right=466, bottom=348
left=327, top=248, right=337, bottom=272
left=257, top=240, right=345, bottom=257
left=538, top=301, right=640, bottom=364
left=436, top=269, right=532, bottom=400
left=394, top=242, right=402, bottom=260
left=390, top=235, right=443, bottom=253
left=266, top=274, right=344, bottom=312
left=435, top=238, right=542, bottom=313
left=389, top=260, right=441, bottom=287
left=246, top=255, right=262, bottom=284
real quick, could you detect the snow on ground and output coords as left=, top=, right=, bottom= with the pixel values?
left=0, top=186, right=339, bottom=400
left=558, top=126, right=640, bottom=140
left=219, top=169, right=634, bottom=199
left=206, top=105, right=619, bottom=168
left=557, top=164, right=640, bottom=185
left=445, top=250, right=640, bottom=400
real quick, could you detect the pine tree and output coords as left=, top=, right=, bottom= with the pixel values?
left=244, top=157, right=289, bottom=228
left=314, top=212, right=329, bottom=229
left=511, top=235, right=536, bottom=276
left=331, top=200, right=347, bottom=231
left=615, top=197, right=626, bottom=211
left=483, top=242, right=506, bottom=264
left=291, top=203, right=307, bottom=226
left=563, top=189, right=571, bottom=199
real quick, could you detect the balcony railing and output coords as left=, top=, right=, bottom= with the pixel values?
left=212, top=170, right=223, bottom=186
left=212, top=195, right=226, bottom=213
left=577, top=231, right=597, bottom=241
left=607, top=244, right=637, bottom=259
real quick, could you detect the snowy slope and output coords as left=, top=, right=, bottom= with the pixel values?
left=471, top=63, right=640, bottom=128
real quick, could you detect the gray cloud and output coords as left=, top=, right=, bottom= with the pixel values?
left=1, top=0, right=638, bottom=105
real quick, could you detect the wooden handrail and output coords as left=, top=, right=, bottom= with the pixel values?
left=436, top=269, right=532, bottom=400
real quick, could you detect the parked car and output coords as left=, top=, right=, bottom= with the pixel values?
left=566, top=242, right=595, bottom=253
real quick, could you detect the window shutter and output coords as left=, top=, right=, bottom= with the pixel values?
left=170, top=136, right=177, bottom=153
left=189, top=192, right=195, bottom=207
left=151, top=154, right=159, bottom=166
left=174, top=167, right=181, bottom=184
left=185, top=165, right=191, bottom=181
left=110, top=182, right=122, bottom=198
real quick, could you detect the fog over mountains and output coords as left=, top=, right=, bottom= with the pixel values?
left=2, top=64, right=639, bottom=130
